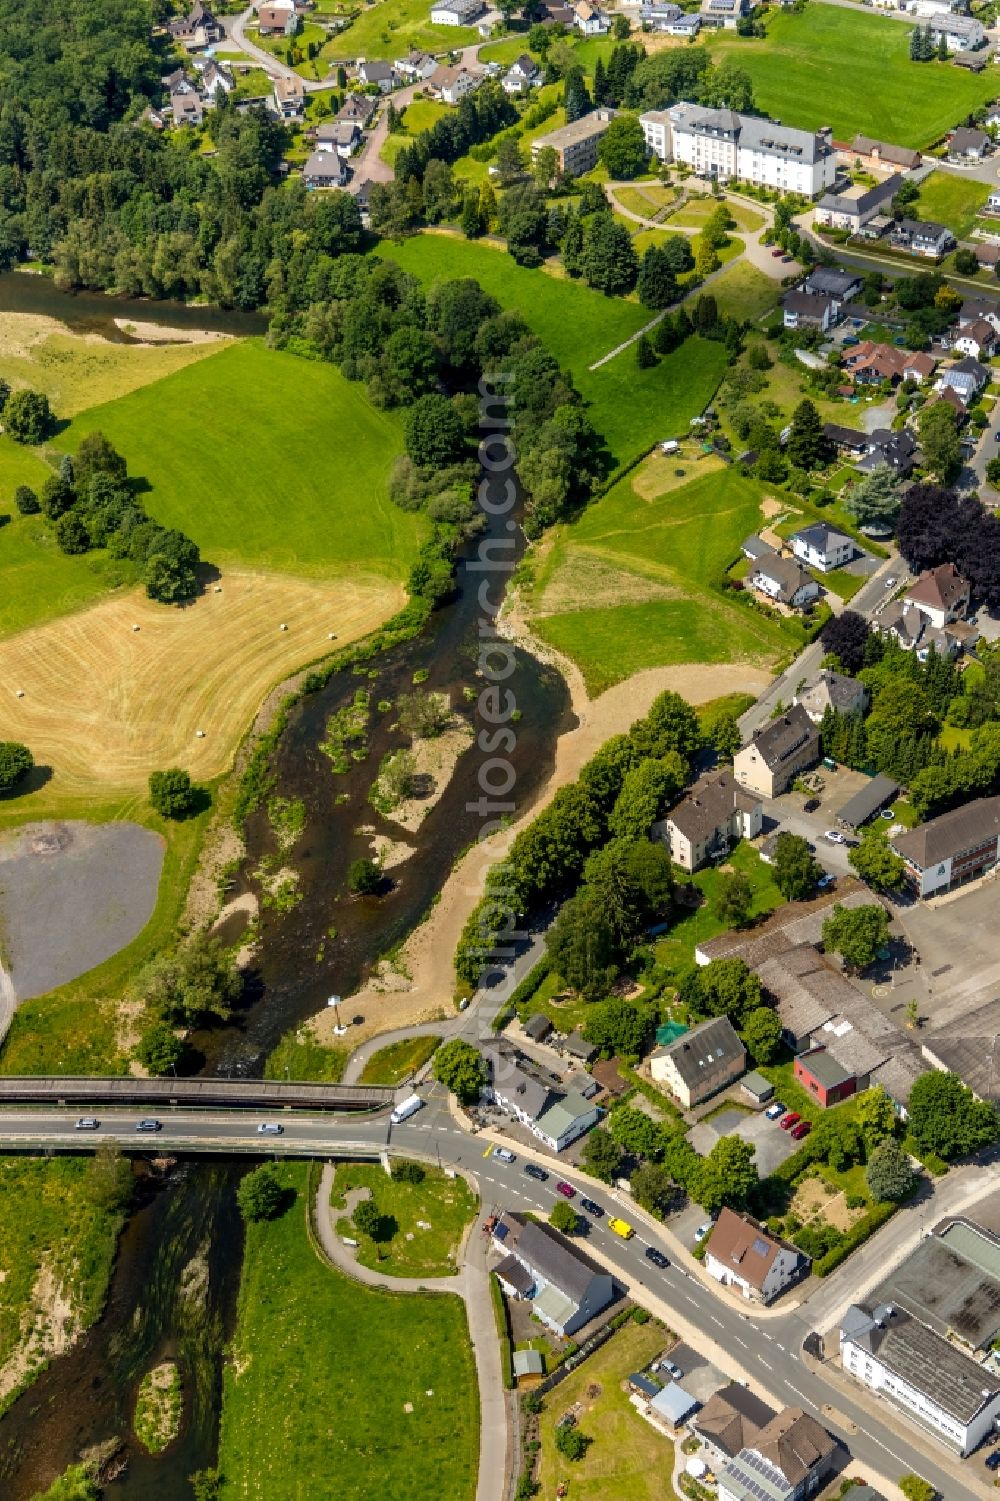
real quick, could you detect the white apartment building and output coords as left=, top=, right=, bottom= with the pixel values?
left=841, top=1302, right=1000, bottom=1455
left=646, top=103, right=837, bottom=198
left=639, top=109, right=672, bottom=161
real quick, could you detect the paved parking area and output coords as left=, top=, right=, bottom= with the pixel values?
left=687, top=1109, right=799, bottom=1180
left=660, top=1342, right=725, bottom=1405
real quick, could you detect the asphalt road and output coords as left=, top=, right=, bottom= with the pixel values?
left=0, top=1096, right=979, bottom=1498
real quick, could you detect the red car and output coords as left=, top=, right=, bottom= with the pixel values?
left=791, top=1120, right=812, bottom=1141
left=556, top=1181, right=575, bottom=1198
left=771, top=247, right=783, bottom=257
left=779, top=1112, right=801, bottom=1131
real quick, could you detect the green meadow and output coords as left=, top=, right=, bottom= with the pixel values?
left=709, top=6, right=996, bottom=148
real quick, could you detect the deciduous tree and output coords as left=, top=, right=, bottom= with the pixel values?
left=908, top=1070, right=1000, bottom=1159
left=696, top=1135, right=758, bottom=1215
left=741, top=1006, right=782, bottom=1065
left=865, top=1137, right=915, bottom=1202
left=0, top=740, right=33, bottom=793
left=237, top=1164, right=285, bottom=1223
left=432, top=1039, right=488, bottom=1103
left=773, top=832, right=821, bottom=901
left=822, top=902, right=890, bottom=972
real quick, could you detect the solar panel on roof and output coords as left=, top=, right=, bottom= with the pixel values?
left=751, top=1237, right=770, bottom=1257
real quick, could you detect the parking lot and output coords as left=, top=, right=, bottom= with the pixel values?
left=687, top=1107, right=800, bottom=1180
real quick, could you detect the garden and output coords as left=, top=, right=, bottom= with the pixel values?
left=331, top=1159, right=478, bottom=1277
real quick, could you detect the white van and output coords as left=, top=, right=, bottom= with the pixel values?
left=390, top=1093, right=424, bottom=1125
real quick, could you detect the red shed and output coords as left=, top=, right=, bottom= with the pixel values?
left=793, top=1047, right=857, bottom=1109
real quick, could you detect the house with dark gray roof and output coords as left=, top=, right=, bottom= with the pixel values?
left=790, top=522, right=854, bottom=573
left=840, top=1300, right=1000, bottom=1454
left=692, top=1384, right=777, bottom=1466
left=748, top=555, right=820, bottom=611
left=741, top=534, right=777, bottom=563
left=649, top=1015, right=747, bottom=1108
left=781, top=290, right=836, bottom=332
left=718, top=1408, right=835, bottom=1501
left=892, top=795, right=1000, bottom=897
left=889, top=217, right=955, bottom=259
left=491, top=1213, right=616, bottom=1334
left=653, top=769, right=762, bottom=872
left=815, top=173, right=901, bottom=235
left=481, top=1041, right=601, bottom=1150
left=802, top=265, right=862, bottom=303
left=835, top=772, right=898, bottom=830
left=734, top=704, right=819, bottom=799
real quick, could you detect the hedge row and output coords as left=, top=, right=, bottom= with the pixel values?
left=813, top=1199, right=897, bottom=1278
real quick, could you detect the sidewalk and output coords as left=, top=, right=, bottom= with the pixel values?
left=312, top=1160, right=512, bottom=1501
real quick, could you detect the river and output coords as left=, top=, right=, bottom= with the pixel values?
left=0, top=389, right=571, bottom=1493
left=0, top=271, right=267, bottom=341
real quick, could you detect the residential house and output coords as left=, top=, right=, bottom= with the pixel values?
left=427, top=63, right=481, bottom=103
left=665, top=10, right=701, bottom=32
left=907, top=562, right=971, bottom=629
left=734, top=704, right=820, bottom=799
left=664, top=102, right=837, bottom=198
left=790, top=523, right=854, bottom=573
left=958, top=297, right=1000, bottom=334
left=705, top=1209, right=806, bottom=1304
left=171, top=91, right=204, bottom=126
left=199, top=60, right=235, bottom=100
left=169, top=1, right=224, bottom=48
left=653, top=768, right=763, bottom=872
left=395, top=49, right=438, bottom=81
left=814, top=174, right=901, bottom=234
left=795, top=1046, right=858, bottom=1107
left=840, top=1301, right=1000, bottom=1455
left=822, top=423, right=871, bottom=460
left=357, top=59, right=396, bottom=92
left=928, top=12, right=984, bottom=47
left=875, top=598, right=972, bottom=660
left=795, top=669, right=869, bottom=724
left=502, top=54, right=540, bottom=94
left=953, top=317, right=998, bottom=359
left=258, top=1, right=297, bottom=35
left=905, top=0, right=971, bottom=12
left=891, top=796, right=1000, bottom=897
left=302, top=149, right=348, bottom=188
left=841, top=340, right=935, bottom=387
left=481, top=1042, right=602, bottom=1150
left=692, top=1384, right=777, bottom=1469
left=801, top=265, right=863, bottom=304
left=973, top=242, right=1000, bottom=269
left=315, top=119, right=362, bottom=157
left=162, top=66, right=193, bottom=93
left=573, top=0, right=610, bottom=32
left=937, top=354, right=989, bottom=402
left=950, top=124, right=990, bottom=159
left=848, top=135, right=922, bottom=174
left=430, top=0, right=485, bottom=21
left=749, top=555, right=821, bottom=609
left=339, top=93, right=379, bottom=126
left=889, top=218, right=955, bottom=258
left=639, top=109, right=673, bottom=160
left=491, top=1213, right=616, bottom=1335
left=782, top=291, right=836, bottom=332
left=273, top=75, right=305, bottom=119
left=986, top=189, right=1000, bottom=213
left=718, top=1408, right=836, bottom=1501
left=649, top=1015, right=747, bottom=1107
left=741, top=534, right=777, bottom=564
left=137, top=105, right=166, bottom=129
left=701, top=0, right=749, bottom=28
left=640, top=0, right=683, bottom=28
left=531, top=109, right=616, bottom=175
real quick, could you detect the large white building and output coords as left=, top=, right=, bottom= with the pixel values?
left=640, top=103, right=837, bottom=198
left=841, top=1301, right=1000, bottom=1455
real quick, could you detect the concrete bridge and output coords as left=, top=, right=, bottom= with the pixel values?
left=0, top=1075, right=395, bottom=1112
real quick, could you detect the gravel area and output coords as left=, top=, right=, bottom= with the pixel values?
left=0, top=821, right=164, bottom=1005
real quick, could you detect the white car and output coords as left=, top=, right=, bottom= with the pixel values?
left=257, top=1123, right=284, bottom=1136
left=824, top=829, right=846, bottom=845
left=694, top=1221, right=713, bottom=1243
left=493, top=1147, right=516, bottom=1163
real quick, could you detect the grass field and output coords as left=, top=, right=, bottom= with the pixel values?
left=316, top=0, right=478, bottom=61
left=709, top=7, right=997, bottom=148
left=380, top=97, right=451, bottom=165
left=536, top=1317, right=671, bottom=1501
left=0, top=1155, right=128, bottom=1414
left=331, top=1160, right=477, bottom=1276
left=377, top=234, right=728, bottom=469
left=0, top=313, right=227, bottom=417
left=653, top=842, right=785, bottom=984
left=531, top=459, right=803, bottom=693
left=910, top=170, right=991, bottom=239
left=218, top=1162, right=478, bottom=1501
left=0, top=568, right=403, bottom=799
left=702, top=260, right=780, bottom=322
left=55, top=341, right=424, bottom=581
left=360, top=1034, right=441, bottom=1085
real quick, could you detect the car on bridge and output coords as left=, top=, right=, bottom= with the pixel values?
left=74, top=1118, right=100, bottom=1131
left=135, top=1119, right=162, bottom=1132
left=257, top=1123, right=284, bottom=1136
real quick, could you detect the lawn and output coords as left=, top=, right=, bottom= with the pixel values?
left=55, top=340, right=424, bottom=582
left=265, top=1027, right=349, bottom=1083
left=0, top=1155, right=129, bottom=1415
left=652, top=842, right=786, bottom=984
left=218, top=1162, right=479, bottom=1501
left=376, top=233, right=728, bottom=470
left=909, top=170, right=991, bottom=239
left=380, top=97, right=451, bottom=166
left=531, top=462, right=805, bottom=693
left=708, top=7, right=997, bottom=149
left=330, top=1160, right=478, bottom=1276
left=699, top=260, right=779, bottom=322
left=319, top=0, right=478, bottom=61
left=536, top=1317, right=673, bottom=1501
left=360, top=1034, right=441, bottom=1085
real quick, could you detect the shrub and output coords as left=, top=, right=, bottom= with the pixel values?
left=349, top=857, right=381, bottom=894
left=149, top=767, right=198, bottom=819
left=814, top=1201, right=896, bottom=1277
left=14, top=484, right=39, bottom=514
left=0, top=740, right=33, bottom=793
left=237, top=1164, right=285, bottom=1223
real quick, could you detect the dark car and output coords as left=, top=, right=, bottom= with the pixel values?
left=135, top=1118, right=162, bottom=1133
left=580, top=1197, right=604, bottom=1218
left=523, top=1162, right=548, bottom=1183
left=645, top=1246, right=669, bottom=1269
left=803, top=797, right=820, bottom=813
left=986, top=1451, right=1000, bottom=1471
left=791, top=1119, right=812, bottom=1141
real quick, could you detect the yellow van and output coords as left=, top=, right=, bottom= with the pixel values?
left=608, top=1217, right=635, bottom=1240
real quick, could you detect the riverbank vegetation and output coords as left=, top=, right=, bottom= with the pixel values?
left=359, top=1034, right=441, bottom=1086
left=0, top=1152, right=132, bottom=1416
left=133, top=1359, right=183, bottom=1455
left=218, top=1162, right=478, bottom=1500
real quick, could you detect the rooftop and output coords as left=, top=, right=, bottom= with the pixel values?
left=533, top=108, right=616, bottom=151
left=666, top=769, right=760, bottom=844
left=706, top=1207, right=799, bottom=1291
left=652, top=1014, right=746, bottom=1088
left=869, top=1223, right=1000, bottom=1349
left=835, top=772, right=899, bottom=830
left=843, top=1301, right=1000, bottom=1424
left=892, top=795, right=1000, bottom=870
left=739, top=704, right=817, bottom=771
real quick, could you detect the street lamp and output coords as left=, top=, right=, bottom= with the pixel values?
left=327, top=994, right=348, bottom=1036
